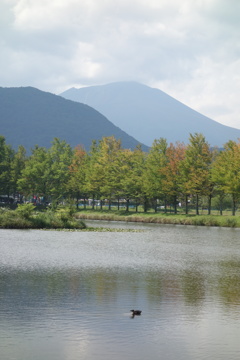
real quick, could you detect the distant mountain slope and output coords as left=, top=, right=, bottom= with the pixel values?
left=0, top=86, right=148, bottom=152
left=60, top=81, right=240, bottom=147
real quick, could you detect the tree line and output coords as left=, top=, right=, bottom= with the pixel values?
left=0, top=133, right=239, bottom=215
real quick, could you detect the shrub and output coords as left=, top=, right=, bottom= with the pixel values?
left=0, top=207, right=87, bottom=230
left=15, top=203, right=36, bottom=219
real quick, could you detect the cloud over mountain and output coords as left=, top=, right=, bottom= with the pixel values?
left=1, top=0, right=240, bottom=130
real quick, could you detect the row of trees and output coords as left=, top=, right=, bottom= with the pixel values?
left=0, top=133, right=240, bottom=215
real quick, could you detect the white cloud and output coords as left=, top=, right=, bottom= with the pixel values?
left=1, top=0, right=240, bottom=129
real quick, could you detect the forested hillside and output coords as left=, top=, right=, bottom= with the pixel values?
left=0, top=86, right=148, bottom=152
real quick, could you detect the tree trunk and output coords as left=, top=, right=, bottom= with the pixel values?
left=196, top=194, right=199, bottom=215
left=173, top=195, right=177, bottom=214
left=144, top=197, right=148, bottom=213
left=135, top=201, right=138, bottom=213
left=164, top=198, right=167, bottom=214
left=219, top=195, right=223, bottom=215
left=232, top=196, right=236, bottom=216
left=208, top=194, right=212, bottom=215
left=185, top=194, right=188, bottom=215
left=126, top=199, right=129, bottom=212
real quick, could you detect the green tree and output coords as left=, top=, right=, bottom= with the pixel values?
left=68, top=145, right=88, bottom=208
left=144, top=138, right=168, bottom=212
left=131, top=145, right=147, bottom=211
left=85, top=139, right=103, bottom=209
left=84, top=137, right=125, bottom=210
left=180, top=133, right=213, bottom=215
left=161, top=142, right=186, bottom=214
left=11, top=145, right=27, bottom=200
left=18, top=139, right=73, bottom=205
left=119, top=146, right=146, bottom=211
left=0, top=136, right=15, bottom=201
left=97, top=136, right=122, bottom=209
left=48, top=138, right=73, bottom=204
left=17, top=145, right=51, bottom=201
left=211, top=140, right=240, bottom=215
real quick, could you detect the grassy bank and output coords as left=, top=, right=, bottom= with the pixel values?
left=75, top=209, right=240, bottom=228
left=1, top=205, right=240, bottom=230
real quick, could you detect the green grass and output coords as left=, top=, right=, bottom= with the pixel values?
left=74, top=209, right=240, bottom=228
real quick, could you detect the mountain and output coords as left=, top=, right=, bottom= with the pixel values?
left=60, top=81, right=240, bottom=147
left=0, top=86, right=148, bottom=152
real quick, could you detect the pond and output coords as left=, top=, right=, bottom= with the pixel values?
left=0, top=222, right=240, bottom=360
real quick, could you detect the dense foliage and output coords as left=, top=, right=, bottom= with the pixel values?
left=0, top=133, right=239, bottom=215
left=0, top=203, right=86, bottom=229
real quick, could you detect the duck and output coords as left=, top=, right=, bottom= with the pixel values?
left=130, top=309, right=142, bottom=316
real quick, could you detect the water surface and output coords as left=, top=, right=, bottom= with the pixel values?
left=0, top=223, right=240, bottom=360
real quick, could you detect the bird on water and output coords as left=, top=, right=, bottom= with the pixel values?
left=130, top=310, right=142, bottom=316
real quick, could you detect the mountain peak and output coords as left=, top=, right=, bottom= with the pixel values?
left=60, top=81, right=239, bottom=147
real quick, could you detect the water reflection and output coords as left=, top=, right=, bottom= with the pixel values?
left=0, top=225, right=240, bottom=360
left=217, top=259, right=240, bottom=306
left=1, top=264, right=240, bottom=318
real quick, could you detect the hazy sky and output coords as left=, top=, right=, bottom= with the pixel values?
left=1, top=0, right=240, bottom=129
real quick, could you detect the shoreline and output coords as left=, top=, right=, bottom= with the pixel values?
left=1, top=206, right=240, bottom=229
left=75, top=211, right=240, bottom=228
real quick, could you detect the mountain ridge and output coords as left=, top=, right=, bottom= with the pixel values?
left=60, top=81, right=240, bottom=147
left=0, top=86, right=148, bottom=152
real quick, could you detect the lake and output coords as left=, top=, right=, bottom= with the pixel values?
left=0, top=222, right=240, bottom=360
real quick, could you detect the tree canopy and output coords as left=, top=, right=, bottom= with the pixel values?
left=1, top=133, right=240, bottom=215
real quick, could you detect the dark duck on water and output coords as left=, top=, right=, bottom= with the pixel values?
left=130, top=310, right=142, bottom=317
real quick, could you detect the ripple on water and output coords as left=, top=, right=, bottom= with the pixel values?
left=1, top=226, right=240, bottom=360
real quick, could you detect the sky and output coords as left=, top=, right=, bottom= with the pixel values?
left=1, top=0, right=240, bottom=129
